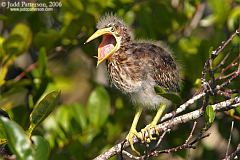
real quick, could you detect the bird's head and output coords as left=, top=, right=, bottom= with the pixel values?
left=85, top=14, right=131, bottom=66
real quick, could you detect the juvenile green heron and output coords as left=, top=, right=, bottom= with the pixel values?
left=85, top=14, right=180, bottom=154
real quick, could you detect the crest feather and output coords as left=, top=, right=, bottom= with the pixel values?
left=97, top=13, right=126, bottom=29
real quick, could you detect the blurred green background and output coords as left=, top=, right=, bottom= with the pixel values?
left=0, top=0, right=240, bottom=159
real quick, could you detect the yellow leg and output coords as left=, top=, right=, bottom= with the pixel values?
left=126, top=107, right=143, bottom=155
left=141, top=104, right=166, bottom=142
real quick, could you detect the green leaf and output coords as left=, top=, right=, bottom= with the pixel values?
left=154, top=86, right=182, bottom=105
left=208, top=0, right=230, bottom=26
left=71, top=104, right=87, bottom=130
left=38, top=48, right=48, bottom=76
left=235, top=106, right=240, bottom=115
left=3, top=35, right=23, bottom=56
left=0, top=66, right=8, bottom=87
left=87, top=86, right=110, bottom=128
left=0, top=15, right=7, bottom=20
left=208, top=46, right=213, bottom=57
left=61, top=0, right=83, bottom=12
left=0, top=109, right=9, bottom=143
left=228, top=109, right=235, bottom=117
left=34, top=29, right=60, bottom=49
left=0, top=123, right=7, bottom=144
left=205, top=105, right=215, bottom=124
left=0, top=36, right=5, bottom=57
left=154, top=85, right=166, bottom=94
left=0, top=117, right=33, bottom=160
left=54, top=105, right=72, bottom=133
left=31, top=136, right=50, bottom=160
left=228, top=6, right=240, bottom=31
left=31, top=48, right=51, bottom=103
left=28, top=91, right=60, bottom=135
left=3, top=23, right=32, bottom=56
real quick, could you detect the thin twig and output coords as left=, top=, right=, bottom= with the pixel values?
left=189, top=133, right=210, bottom=146
left=185, top=121, right=197, bottom=143
left=217, top=90, right=232, bottom=98
left=225, top=112, right=240, bottom=121
left=13, top=46, right=67, bottom=82
left=155, top=112, right=176, bottom=148
left=155, top=128, right=169, bottom=148
left=184, top=2, right=206, bottom=36
left=212, top=29, right=239, bottom=59
left=216, top=70, right=240, bottom=90
left=220, top=70, right=238, bottom=80
left=223, top=144, right=240, bottom=160
left=14, top=63, right=37, bottom=82
left=214, top=51, right=231, bottom=71
left=218, top=54, right=240, bottom=78
left=201, top=29, right=240, bottom=90
left=149, top=133, right=210, bottom=157
left=225, top=121, right=235, bottom=159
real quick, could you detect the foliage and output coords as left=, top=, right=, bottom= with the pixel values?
left=0, top=0, right=240, bottom=159
left=205, top=105, right=215, bottom=125
left=0, top=91, right=59, bottom=160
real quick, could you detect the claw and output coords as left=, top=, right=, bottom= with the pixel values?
left=124, top=105, right=166, bottom=154
left=141, top=104, right=166, bottom=143
left=125, top=107, right=143, bottom=155
left=126, top=128, right=141, bottom=155
left=141, top=123, right=159, bottom=142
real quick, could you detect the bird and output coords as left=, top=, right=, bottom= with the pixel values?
left=85, top=14, right=180, bottom=154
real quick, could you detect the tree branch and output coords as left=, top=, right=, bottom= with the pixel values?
left=94, top=96, right=240, bottom=160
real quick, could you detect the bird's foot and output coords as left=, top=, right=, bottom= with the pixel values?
left=140, top=104, right=166, bottom=142
left=126, top=128, right=142, bottom=155
left=141, top=122, right=159, bottom=143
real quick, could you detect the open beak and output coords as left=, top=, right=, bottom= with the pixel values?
left=85, top=27, right=120, bottom=66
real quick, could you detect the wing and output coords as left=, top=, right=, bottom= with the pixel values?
left=153, top=53, right=180, bottom=92
left=130, top=42, right=180, bottom=92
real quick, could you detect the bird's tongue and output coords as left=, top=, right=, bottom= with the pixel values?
left=98, top=35, right=116, bottom=60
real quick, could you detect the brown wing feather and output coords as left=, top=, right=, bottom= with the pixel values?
left=129, top=42, right=180, bottom=92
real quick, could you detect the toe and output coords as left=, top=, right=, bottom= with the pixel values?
left=126, top=130, right=141, bottom=155
left=141, top=123, right=158, bottom=142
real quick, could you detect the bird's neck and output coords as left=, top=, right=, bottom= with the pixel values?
left=120, top=37, right=133, bottom=50
left=120, top=31, right=132, bottom=47
left=107, top=38, right=132, bottom=63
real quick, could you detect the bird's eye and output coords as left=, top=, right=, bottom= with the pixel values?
left=111, top=27, right=115, bottom=32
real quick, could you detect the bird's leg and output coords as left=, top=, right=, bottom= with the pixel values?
left=126, top=107, right=143, bottom=155
left=141, top=104, right=166, bottom=142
